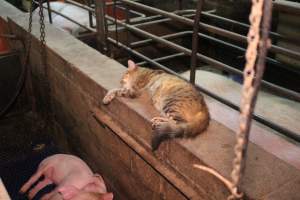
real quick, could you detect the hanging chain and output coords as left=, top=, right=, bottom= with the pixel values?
left=38, top=0, right=47, bottom=68
left=194, top=0, right=273, bottom=199
left=37, top=0, right=54, bottom=125
left=229, top=0, right=272, bottom=199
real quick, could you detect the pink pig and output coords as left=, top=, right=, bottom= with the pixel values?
left=19, top=154, right=113, bottom=200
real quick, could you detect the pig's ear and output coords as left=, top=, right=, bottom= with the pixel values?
left=100, top=193, right=113, bottom=200
left=58, top=185, right=79, bottom=200
left=128, top=60, right=137, bottom=71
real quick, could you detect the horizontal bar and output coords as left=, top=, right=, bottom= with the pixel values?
left=201, top=12, right=283, bottom=39
left=131, top=30, right=288, bottom=73
left=131, top=31, right=189, bottom=48
left=273, top=0, right=300, bottom=15
left=132, top=13, right=195, bottom=28
left=108, top=37, right=178, bottom=75
left=119, top=0, right=300, bottom=60
left=136, top=52, right=185, bottom=65
left=106, top=15, right=300, bottom=102
left=65, top=0, right=94, bottom=12
left=108, top=38, right=300, bottom=143
left=40, top=3, right=95, bottom=32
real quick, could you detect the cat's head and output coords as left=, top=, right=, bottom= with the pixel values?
left=120, top=60, right=139, bottom=89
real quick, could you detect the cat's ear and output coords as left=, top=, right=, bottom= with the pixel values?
left=128, top=60, right=137, bottom=71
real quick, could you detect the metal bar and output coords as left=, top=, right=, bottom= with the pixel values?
left=124, top=0, right=132, bottom=59
left=178, top=0, right=183, bottom=10
left=137, top=52, right=185, bottom=65
left=108, top=38, right=300, bottom=143
left=132, top=13, right=195, bottom=27
left=201, top=12, right=282, bottom=40
left=108, top=38, right=178, bottom=75
left=119, top=0, right=300, bottom=60
left=106, top=15, right=300, bottom=102
left=87, top=0, right=96, bottom=28
left=113, top=0, right=119, bottom=44
left=106, top=15, right=244, bottom=75
left=40, top=4, right=94, bottom=32
left=190, top=0, right=204, bottom=84
left=45, top=0, right=52, bottom=23
left=65, top=0, right=95, bottom=12
left=131, top=30, right=292, bottom=75
left=95, top=0, right=108, bottom=52
left=273, top=0, right=300, bottom=16
left=114, top=5, right=146, bottom=18
left=131, top=31, right=190, bottom=48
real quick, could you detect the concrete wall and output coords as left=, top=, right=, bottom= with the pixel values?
left=1, top=1, right=300, bottom=199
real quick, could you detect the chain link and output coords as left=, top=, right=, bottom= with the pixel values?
left=38, top=0, right=47, bottom=68
left=228, top=0, right=266, bottom=199
left=37, top=0, right=54, bottom=124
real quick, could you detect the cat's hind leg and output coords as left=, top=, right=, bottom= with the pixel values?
left=151, top=116, right=183, bottom=150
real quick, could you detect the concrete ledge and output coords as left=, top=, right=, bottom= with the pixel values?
left=0, top=1, right=22, bottom=20
left=2, top=1, right=300, bottom=199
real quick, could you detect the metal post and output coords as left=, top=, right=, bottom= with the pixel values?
left=106, top=15, right=300, bottom=102
left=95, top=0, right=108, bottom=53
left=190, top=0, right=204, bottom=84
left=119, top=0, right=300, bottom=60
left=45, top=0, right=52, bottom=23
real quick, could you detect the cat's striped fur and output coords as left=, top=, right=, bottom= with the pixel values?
left=103, top=60, right=210, bottom=150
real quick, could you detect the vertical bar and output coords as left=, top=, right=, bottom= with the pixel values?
left=124, top=0, right=131, bottom=59
left=178, top=0, right=183, bottom=10
left=95, top=0, right=108, bottom=53
left=190, top=0, right=204, bottom=84
left=46, top=0, right=52, bottom=23
left=88, top=0, right=94, bottom=28
left=113, top=0, right=119, bottom=44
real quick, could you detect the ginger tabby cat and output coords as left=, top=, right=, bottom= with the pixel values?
left=103, top=60, right=210, bottom=150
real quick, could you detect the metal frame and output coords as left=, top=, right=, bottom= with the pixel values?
left=33, top=0, right=300, bottom=143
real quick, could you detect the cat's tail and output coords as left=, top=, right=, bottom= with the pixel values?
left=151, top=111, right=210, bottom=150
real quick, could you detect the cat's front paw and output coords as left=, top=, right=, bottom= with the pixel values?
left=102, top=94, right=114, bottom=105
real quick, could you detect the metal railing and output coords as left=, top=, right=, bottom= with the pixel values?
left=37, top=0, right=300, bottom=143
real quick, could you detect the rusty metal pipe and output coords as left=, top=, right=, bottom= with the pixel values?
left=38, top=3, right=94, bottom=32
left=45, top=0, right=52, bottom=23
left=119, top=0, right=300, bottom=60
left=201, top=12, right=283, bottom=40
left=136, top=52, right=185, bottom=66
left=106, top=15, right=300, bottom=102
left=65, top=0, right=95, bottom=12
left=130, top=30, right=287, bottom=70
left=130, top=31, right=190, bottom=48
left=190, top=0, right=204, bottom=84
